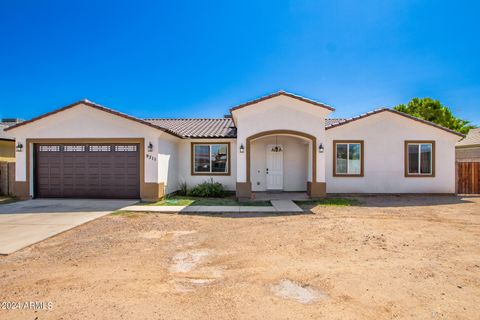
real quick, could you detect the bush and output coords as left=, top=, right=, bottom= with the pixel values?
left=188, top=179, right=226, bottom=197
left=178, top=181, right=188, bottom=196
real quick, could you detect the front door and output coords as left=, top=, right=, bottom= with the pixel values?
left=266, top=144, right=283, bottom=190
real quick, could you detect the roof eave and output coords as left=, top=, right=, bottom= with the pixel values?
left=5, top=100, right=184, bottom=139
left=229, top=91, right=335, bottom=114
left=325, top=108, right=465, bottom=138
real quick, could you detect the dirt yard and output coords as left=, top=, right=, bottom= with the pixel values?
left=1, top=195, right=479, bottom=320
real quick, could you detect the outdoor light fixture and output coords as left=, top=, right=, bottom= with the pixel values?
left=239, top=143, right=245, bottom=153
left=16, top=142, right=23, bottom=152
left=318, top=143, right=324, bottom=153
left=147, top=142, right=153, bottom=152
left=271, top=136, right=283, bottom=152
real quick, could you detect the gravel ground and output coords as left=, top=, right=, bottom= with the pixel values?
left=1, top=195, right=479, bottom=320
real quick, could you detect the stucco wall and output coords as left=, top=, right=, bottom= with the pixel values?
left=233, top=95, right=332, bottom=184
left=158, top=134, right=180, bottom=194
left=0, top=140, right=15, bottom=162
left=325, top=111, right=461, bottom=193
left=177, top=139, right=237, bottom=191
left=251, top=135, right=308, bottom=191
left=8, top=103, right=174, bottom=196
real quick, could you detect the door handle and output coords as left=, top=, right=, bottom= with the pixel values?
left=266, top=168, right=269, bottom=174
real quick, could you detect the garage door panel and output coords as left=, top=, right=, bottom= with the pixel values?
left=35, top=144, right=140, bottom=199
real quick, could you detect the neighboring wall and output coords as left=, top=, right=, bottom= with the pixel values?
left=0, top=140, right=15, bottom=162
left=325, top=111, right=461, bottom=193
left=456, top=146, right=480, bottom=162
left=177, top=139, right=237, bottom=191
left=251, top=135, right=308, bottom=191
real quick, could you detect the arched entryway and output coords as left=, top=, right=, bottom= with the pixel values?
left=237, top=129, right=323, bottom=199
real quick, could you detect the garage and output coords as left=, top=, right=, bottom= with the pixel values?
left=34, top=143, right=140, bottom=199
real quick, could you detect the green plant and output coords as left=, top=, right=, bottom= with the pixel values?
left=394, top=98, right=476, bottom=134
left=188, top=179, right=226, bottom=197
left=178, top=181, right=188, bottom=196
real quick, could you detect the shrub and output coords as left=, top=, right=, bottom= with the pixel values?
left=188, top=179, right=226, bottom=197
left=178, top=181, right=188, bottom=196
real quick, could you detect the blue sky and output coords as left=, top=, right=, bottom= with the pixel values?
left=1, top=0, right=479, bottom=125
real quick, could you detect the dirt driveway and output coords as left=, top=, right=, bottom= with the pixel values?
left=0, top=195, right=479, bottom=319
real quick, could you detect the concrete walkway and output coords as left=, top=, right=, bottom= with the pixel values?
left=123, top=199, right=303, bottom=214
left=0, top=199, right=137, bottom=255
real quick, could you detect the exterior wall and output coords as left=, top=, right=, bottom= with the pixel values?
left=177, top=138, right=237, bottom=191
left=158, top=134, right=180, bottom=194
left=233, top=95, right=332, bottom=184
left=8, top=103, right=174, bottom=199
left=456, top=146, right=480, bottom=162
left=325, top=111, right=461, bottom=193
left=0, top=140, right=15, bottom=162
left=251, top=135, right=308, bottom=191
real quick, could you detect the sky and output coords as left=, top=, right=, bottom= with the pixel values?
left=0, top=0, right=479, bottom=125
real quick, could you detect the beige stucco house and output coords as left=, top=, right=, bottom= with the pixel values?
left=5, top=91, right=464, bottom=200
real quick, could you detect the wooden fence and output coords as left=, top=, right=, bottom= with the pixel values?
left=0, top=162, right=15, bottom=196
left=457, top=161, right=480, bottom=194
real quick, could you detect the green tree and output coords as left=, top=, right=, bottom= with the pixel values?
left=394, top=98, right=476, bottom=134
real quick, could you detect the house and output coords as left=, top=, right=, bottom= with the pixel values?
left=4, top=91, right=464, bottom=200
left=456, top=128, right=480, bottom=162
left=0, top=119, right=19, bottom=162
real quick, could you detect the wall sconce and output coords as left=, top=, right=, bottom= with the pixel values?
left=16, top=142, right=23, bottom=152
left=147, top=142, right=153, bottom=153
left=318, top=143, right=324, bottom=153
left=239, top=143, right=245, bottom=153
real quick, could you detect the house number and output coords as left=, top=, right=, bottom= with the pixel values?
left=146, top=154, right=156, bottom=162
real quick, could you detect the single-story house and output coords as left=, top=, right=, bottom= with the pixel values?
left=5, top=91, right=464, bottom=200
left=456, top=128, right=480, bottom=162
left=0, top=119, right=19, bottom=162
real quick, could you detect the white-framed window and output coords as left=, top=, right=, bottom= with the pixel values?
left=334, top=141, right=363, bottom=176
left=192, top=143, right=229, bottom=175
left=39, top=145, right=61, bottom=152
left=89, top=145, right=111, bottom=152
left=405, top=141, right=434, bottom=176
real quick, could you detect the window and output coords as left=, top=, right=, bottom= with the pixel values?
left=192, top=143, right=230, bottom=175
left=333, top=141, right=364, bottom=176
left=89, top=145, right=111, bottom=152
left=39, top=145, right=60, bottom=152
left=405, top=141, right=435, bottom=177
left=114, top=145, right=137, bottom=152
left=64, top=145, right=85, bottom=152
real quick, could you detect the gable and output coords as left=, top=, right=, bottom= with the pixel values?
left=6, top=100, right=182, bottom=138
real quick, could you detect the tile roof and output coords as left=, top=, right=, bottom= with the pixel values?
left=0, top=124, right=15, bottom=141
left=456, top=128, right=480, bottom=147
left=144, top=118, right=237, bottom=138
left=143, top=118, right=347, bottom=138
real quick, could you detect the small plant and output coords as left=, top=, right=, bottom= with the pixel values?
left=188, top=178, right=226, bottom=197
left=178, top=181, right=188, bottom=196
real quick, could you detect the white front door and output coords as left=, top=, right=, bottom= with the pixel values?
left=266, top=144, right=283, bottom=190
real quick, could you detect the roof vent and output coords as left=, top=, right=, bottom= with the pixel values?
left=223, top=115, right=232, bottom=118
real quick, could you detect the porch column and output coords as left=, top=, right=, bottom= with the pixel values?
left=236, top=136, right=251, bottom=199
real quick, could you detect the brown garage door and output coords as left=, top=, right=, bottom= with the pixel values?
left=34, top=143, right=140, bottom=199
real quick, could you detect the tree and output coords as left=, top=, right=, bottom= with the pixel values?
left=393, top=98, right=476, bottom=134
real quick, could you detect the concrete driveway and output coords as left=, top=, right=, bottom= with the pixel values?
left=0, top=199, right=137, bottom=255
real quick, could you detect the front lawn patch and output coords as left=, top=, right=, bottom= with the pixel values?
left=295, top=198, right=361, bottom=207
left=143, top=196, right=271, bottom=207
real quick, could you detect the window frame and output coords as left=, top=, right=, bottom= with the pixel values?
left=404, top=140, right=435, bottom=177
left=332, top=140, right=364, bottom=177
left=191, top=142, right=231, bottom=176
